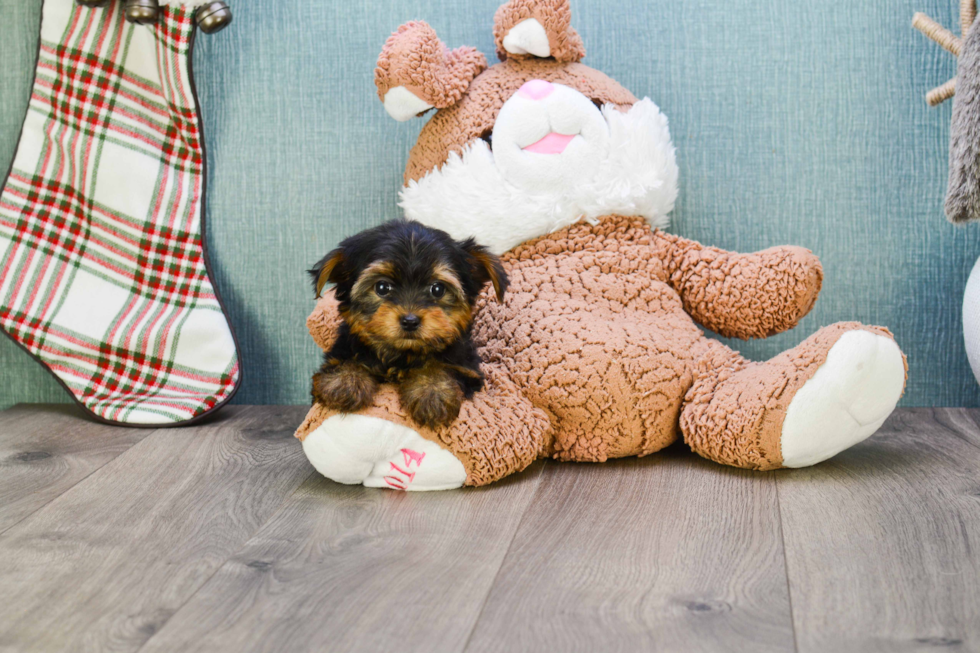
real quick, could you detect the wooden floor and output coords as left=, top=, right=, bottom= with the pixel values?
left=1, top=405, right=978, bottom=652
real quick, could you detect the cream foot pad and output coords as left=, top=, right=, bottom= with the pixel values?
left=302, top=414, right=467, bottom=491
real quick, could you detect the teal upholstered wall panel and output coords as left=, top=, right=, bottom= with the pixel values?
left=0, top=0, right=977, bottom=408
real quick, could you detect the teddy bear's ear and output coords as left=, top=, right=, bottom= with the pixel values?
left=374, top=21, right=487, bottom=122
left=493, top=0, right=585, bottom=63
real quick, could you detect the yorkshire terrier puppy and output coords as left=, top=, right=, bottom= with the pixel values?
left=309, top=220, right=508, bottom=429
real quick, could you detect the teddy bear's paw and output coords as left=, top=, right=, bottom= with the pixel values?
left=780, top=330, right=906, bottom=468
left=301, top=414, right=467, bottom=491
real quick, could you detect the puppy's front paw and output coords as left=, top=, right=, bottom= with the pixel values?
left=312, top=364, right=378, bottom=413
left=400, top=378, right=463, bottom=429
left=403, top=387, right=462, bottom=429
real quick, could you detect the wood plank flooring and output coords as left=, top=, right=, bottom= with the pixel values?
left=0, top=405, right=977, bottom=652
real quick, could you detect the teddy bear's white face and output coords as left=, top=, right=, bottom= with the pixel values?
left=490, top=81, right=610, bottom=192
left=399, top=82, right=681, bottom=255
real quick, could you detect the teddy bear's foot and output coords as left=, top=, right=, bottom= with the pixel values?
left=295, top=364, right=553, bottom=489
left=301, top=414, right=467, bottom=491
left=681, top=323, right=906, bottom=470
left=779, top=329, right=905, bottom=467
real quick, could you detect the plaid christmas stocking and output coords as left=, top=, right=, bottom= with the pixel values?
left=0, top=0, right=240, bottom=425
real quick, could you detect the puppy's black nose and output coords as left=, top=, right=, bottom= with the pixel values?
left=400, top=314, right=422, bottom=332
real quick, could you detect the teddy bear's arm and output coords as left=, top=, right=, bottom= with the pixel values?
left=653, top=230, right=824, bottom=340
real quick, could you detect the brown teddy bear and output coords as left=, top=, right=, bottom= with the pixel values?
left=295, top=0, right=907, bottom=491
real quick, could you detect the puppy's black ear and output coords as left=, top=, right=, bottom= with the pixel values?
left=463, top=240, right=508, bottom=303
left=309, top=249, right=345, bottom=298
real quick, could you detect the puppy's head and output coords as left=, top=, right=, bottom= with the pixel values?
left=310, top=220, right=508, bottom=354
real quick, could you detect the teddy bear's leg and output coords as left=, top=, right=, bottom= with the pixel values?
left=295, top=364, right=551, bottom=490
left=681, top=322, right=906, bottom=470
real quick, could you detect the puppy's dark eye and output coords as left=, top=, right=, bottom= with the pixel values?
left=375, top=281, right=393, bottom=297
left=429, top=282, right=446, bottom=299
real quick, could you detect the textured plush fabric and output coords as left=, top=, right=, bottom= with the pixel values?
left=297, top=216, right=901, bottom=483
left=400, top=97, right=678, bottom=254
left=402, top=59, right=635, bottom=185
left=492, top=0, right=585, bottom=63
left=375, top=21, right=487, bottom=110
left=297, top=361, right=549, bottom=486
left=293, top=0, right=908, bottom=486
left=0, top=0, right=971, bottom=410
left=947, top=19, right=980, bottom=223
left=680, top=320, right=900, bottom=469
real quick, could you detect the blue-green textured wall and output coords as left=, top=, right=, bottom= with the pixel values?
left=0, top=0, right=976, bottom=408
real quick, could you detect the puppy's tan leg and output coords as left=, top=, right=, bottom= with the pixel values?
left=399, top=361, right=464, bottom=429
left=312, top=361, right=378, bottom=412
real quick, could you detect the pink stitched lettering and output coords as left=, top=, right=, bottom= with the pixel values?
left=384, top=476, right=407, bottom=490
left=381, top=450, right=425, bottom=491
left=389, top=462, right=416, bottom=482
left=401, top=448, right=425, bottom=468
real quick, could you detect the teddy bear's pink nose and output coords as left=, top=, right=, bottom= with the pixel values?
left=517, top=79, right=554, bottom=100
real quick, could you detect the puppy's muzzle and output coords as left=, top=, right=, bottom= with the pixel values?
left=400, top=314, right=422, bottom=332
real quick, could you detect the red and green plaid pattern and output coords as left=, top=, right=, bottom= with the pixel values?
left=0, top=0, right=239, bottom=425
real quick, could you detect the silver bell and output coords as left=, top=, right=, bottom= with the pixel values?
left=196, top=1, right=233, bottom=34
left=124, top=0, right=159, bottom=25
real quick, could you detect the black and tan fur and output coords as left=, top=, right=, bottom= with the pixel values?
left=309, top=220, right=507, bottom=428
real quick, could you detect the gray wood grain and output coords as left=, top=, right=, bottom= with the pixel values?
left=0, top=404, right=150, bottom=534
left=937, top=407, right=980, bottom=450
left=4, top=406, right=980, bottom=653
left=778, top=408, right=980, bottom=653
left=137, top=463, right=546, bottom=653
left=0, top=405, right=312, bottom=653
left=463, top=448, right=796, bottom=653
